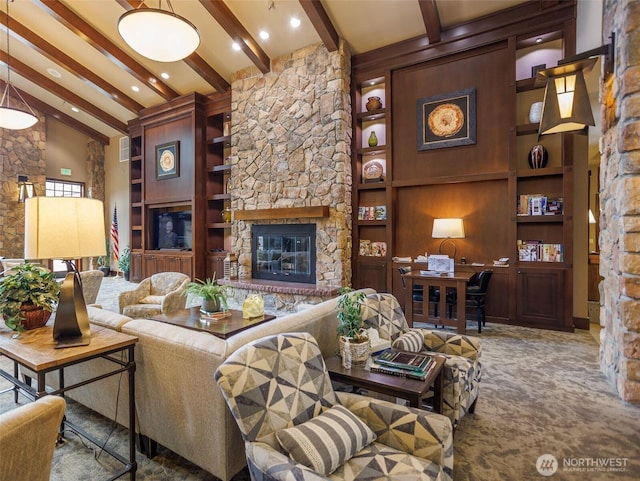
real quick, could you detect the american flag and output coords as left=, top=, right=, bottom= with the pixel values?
left=110, top=206, right=119, bottom=262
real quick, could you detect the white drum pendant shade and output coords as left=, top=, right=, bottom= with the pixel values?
left=118, top=9, right=200, bottom=62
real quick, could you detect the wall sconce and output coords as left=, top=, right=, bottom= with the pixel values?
left=432, top=218, right=465, bottom=259
left=224, top=252, right=238, bottom=280
left=17, top=175, right=35, bottom=202
left=535, top=34, right=615, bottom=137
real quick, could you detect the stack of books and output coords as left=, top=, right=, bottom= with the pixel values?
left=369, top=348, right=434, bottom=381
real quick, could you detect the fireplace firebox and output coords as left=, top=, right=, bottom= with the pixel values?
left=252, top=224, right=316, bottom=284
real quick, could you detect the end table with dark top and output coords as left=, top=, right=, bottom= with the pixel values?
left=325, top=355, right=445, bottom=413
left=150, top=307, right=276, bottom=339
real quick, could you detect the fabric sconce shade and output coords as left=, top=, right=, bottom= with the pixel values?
left=536, top=58, right=596, bottom=136
left=17, top=175, right=35, bottom=202
left=432, top=218, right=465, bottom=239
left=24, top=197, right=106, bottom=261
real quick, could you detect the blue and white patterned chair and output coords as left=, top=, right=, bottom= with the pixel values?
left=215, top=332, right=453, bottom=481
left=362, top=293, right=482, bottom=428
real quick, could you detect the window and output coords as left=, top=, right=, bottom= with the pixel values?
left=45, top=179, right=84, bottom=197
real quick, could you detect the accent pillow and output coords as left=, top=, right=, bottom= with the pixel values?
left=276, top=404, right=376, bottom=475
left=392, top=329, right=425, bottom=353
left=140, top=295, right=164, bottom=304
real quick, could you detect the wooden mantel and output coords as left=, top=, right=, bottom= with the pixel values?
left=234, top=206, right=329, bottom=221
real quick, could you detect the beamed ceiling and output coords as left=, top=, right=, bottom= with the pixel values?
left=0, top=0, right=533, bottom=144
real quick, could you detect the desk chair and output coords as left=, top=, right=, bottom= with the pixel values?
left=447, top=270, right=493, bottom=333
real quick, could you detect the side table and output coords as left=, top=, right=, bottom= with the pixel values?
left=325, top=355, right=445, bottom=413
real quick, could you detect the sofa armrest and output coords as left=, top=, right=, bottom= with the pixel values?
left=335, top=391, right=453, bottom=474
left=118, top=278, right=150, bottom=313
left=245, top=442, right=330, bottom=481
left=161, top=287, right=188, bottom=314
left=420, top=329, right=482, bottom=360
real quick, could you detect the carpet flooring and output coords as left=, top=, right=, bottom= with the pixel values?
left=1, top=277, right=639, bottom=480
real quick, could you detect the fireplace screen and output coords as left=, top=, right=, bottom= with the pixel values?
left=252, top=224, right=316, bottom=283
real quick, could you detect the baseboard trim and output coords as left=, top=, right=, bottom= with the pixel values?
left=574, top=316, right=590, bottom=330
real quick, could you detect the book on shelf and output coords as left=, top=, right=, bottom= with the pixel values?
left=359, top=239, right=371, bottom=256
left=374, top=205, right=387, bottom=220
left=358, top=205, right=387, bottom=221
left=517, top=240, right=564, bottom=262
left=371, top=241, right=387, bottom=257
left=375, top=348, right=433, bottom=373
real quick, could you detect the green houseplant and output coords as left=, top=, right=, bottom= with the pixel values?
left=118, top=246, right=130, bottom=281
left=183, top=275, right=228, bottom=314
left=0, top=262, right=60, bottom=331
left=336, top=287, right=369, bottom=364
left=97, top=240, right=111, bottom=276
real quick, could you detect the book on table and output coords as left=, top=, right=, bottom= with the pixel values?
left=369, top=361, right=434, bottom=381
left=375, top=348, right=433, bottom=373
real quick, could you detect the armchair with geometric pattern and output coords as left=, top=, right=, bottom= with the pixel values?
left=118, top=271, right=190, bottom=318
left=215, top=332, right=453, bottom=481
left=362, top=292, right=482, bottom=428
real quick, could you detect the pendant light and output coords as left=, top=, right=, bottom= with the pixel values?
left=0, top=0, right=38, bottom=130
left=118, top=0, right=200, bottom=63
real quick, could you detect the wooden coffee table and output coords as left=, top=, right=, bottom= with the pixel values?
left=150, top=307, right=276, bottom=339
left=325, top=355, right=445, bottom=413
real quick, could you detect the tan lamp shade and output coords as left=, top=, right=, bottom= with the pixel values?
left=432, top=218, right=465, bottom=239
left=24, top=197, right=106, bottom=260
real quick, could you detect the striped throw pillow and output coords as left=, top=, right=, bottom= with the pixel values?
left=392, top=329, right=425, bottom=352
left=276, top=404, right=376, bottom=475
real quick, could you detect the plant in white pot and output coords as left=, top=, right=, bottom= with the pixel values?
left=183, top=276, right=228, bottom=314
left=336, top=287, right=369, bottom=365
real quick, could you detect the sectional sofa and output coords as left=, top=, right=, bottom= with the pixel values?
left=46, top=290, right=373, bottom=481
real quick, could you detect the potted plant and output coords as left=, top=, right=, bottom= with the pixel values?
left=0, top=262, right=60, bottom=331
left=118, top=246, right=130, bottom=281
left=336, top=287, right=369, bottom=365
left=183, top=275, right=228, bottom=314
left=97, top=240, right=111, bottom=277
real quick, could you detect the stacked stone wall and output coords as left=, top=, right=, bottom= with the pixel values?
left=600, top=0, right=640, bottom=403
left=229, top=41, right=352, bottom=288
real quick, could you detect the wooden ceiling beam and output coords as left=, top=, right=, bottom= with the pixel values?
left=35, top=0, right=179, bottom=101
left=0, top=11, right=143, bottom=113
left=118, top=0, right=230, bottom=93
left=298, top=0, right=340, bottom=52
left=0, top=80, right=109, bottom=144
left=419, top=0, right=441, bottom=44
left=198, top=0, right=270, bottom=74
left=0, top=50, right=128, bottom=133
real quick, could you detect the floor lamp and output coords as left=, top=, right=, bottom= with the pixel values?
left=24, top=197, right=106, bottom=348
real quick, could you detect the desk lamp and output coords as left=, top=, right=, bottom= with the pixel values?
left=24, top=197, right=106, bottom=348
left=432, top=218, right=465, bottom=259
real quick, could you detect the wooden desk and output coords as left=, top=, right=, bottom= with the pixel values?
left=402, top=270, right=475, bottom=334
left=325, top=355, right=445, bottom=412
left=0, top=324, right=138, bottom=480
left=151, top=307, right=276, bottom=339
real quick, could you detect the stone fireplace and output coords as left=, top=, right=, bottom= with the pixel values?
left=252, top=223, right=316, bottom=284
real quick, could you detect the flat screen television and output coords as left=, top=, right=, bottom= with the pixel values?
left=152, top=208, right=192, bottom=250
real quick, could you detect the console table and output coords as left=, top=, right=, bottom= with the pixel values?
left=0, top=324, right=138, bottom=481
left=402, top=270, right=475, bottom=334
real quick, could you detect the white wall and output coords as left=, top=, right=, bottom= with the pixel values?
left=104, top=136, right=130, bottom=271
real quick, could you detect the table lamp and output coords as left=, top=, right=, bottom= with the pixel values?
left=24, top=197, right=106, bottom=348
left=432, top=218, right=465, bottom=259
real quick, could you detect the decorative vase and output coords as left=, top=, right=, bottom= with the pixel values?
left=222, top=208, right=232, bottom=223
left=366, top=96, right=382, bottom=111
left=17, top=304, right=51, bottom=330
left=528, top=101, right=543, bottom=123
left=339, top=336, right=370, bottom=366
left=528, top=144, right=549, bottom=169
left=368, top=131, right=378, bottom=147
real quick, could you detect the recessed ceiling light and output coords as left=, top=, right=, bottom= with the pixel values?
left=71, top=106, right=79, bottom=113
left=232, top=42, right=241, bottom=51
left=259, top=30, right=269, bottom=40
left=290, top=17, right=301, bottom=28
left=47, top=68, right=62, bottom=78
left=536, top=37, right=543, bottom=43
left=161, top=72, right=170, bottom=80
left=131, top=85, right=140, bottom=92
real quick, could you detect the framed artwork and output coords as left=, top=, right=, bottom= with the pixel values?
left=156, top=141, right=180, bottom=180
left=416, top=88, right=476, bottom=151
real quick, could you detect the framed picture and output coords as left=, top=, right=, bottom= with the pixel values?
left=416, top=88, right=476, bottom=151
left=156, top=141, right=180, bottom=180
